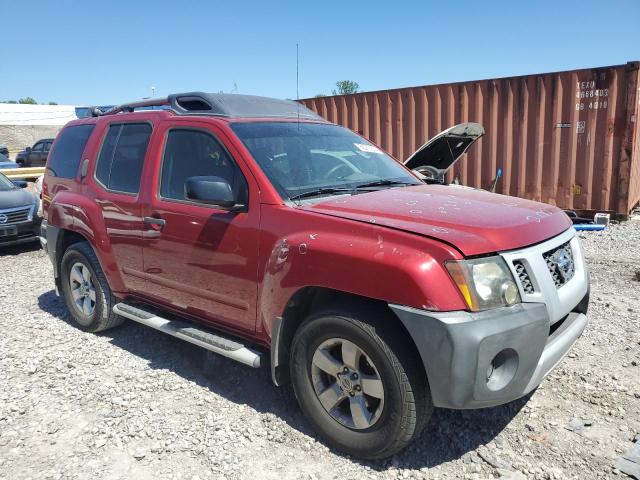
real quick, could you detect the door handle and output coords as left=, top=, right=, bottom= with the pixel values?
left=143, top=216, right=166, bottom=230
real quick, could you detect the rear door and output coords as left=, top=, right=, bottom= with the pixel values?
left=140, top=120, right=260, bottom=333
left=28, top=141, right=45, bottom=167
left=89, top=120, right=154, bottom=294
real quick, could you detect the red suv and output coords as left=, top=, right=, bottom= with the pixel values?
left=42, top=92, right=589, bottom=460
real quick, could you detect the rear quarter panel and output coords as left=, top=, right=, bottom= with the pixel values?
left=46, top=189, right=128, bottom=293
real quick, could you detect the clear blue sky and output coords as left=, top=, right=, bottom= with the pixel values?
left=2, top=0, right=639, bottom=105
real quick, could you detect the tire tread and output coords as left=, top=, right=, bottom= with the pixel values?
left=293, top=301, right=433, bottom=459
left=61, top=241, right=124, bottom=333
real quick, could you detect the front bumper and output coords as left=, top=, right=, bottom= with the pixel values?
left=0, top=217, right=41, bottom=248
left=391, top=301, right=588, bottom=409
left=391, top=227, right=590, bottom=409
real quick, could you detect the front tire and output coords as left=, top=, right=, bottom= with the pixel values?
left=290, top=304, right=432, bottom=460
left=60, top=241, right=124, bottom=333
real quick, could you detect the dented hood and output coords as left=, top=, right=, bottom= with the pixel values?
left=404, top=122, right=484, bottom=171
left=302, top=185, right=572, bottom=256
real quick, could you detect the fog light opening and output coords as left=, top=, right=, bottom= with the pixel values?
left=486, top=348, right=519, bottom=391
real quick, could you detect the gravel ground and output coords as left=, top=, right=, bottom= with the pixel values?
left=0, top=222, right=639, bottom=480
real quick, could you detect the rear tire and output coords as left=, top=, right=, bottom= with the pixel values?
left=290, top=303, right=432, bottom=460
left=60, top=241, right=124, bottom=333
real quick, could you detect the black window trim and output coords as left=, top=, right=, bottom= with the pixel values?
left=93, top=120, right=153, bottom=197
left=157, top=126, right=249, bottom=210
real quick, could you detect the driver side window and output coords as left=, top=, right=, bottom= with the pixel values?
left=32, top=142, right=44, bottom=152
left=160, top=129, right=248, bottom=205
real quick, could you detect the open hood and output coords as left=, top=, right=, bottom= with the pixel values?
left=404, top=122, right=484, bottom=172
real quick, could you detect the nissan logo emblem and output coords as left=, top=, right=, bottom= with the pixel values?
left=0, top=214, right=7, bottom=224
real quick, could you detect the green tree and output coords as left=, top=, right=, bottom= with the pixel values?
left=48, top=102, right=58, bottom=105
left=332, top=80, right=359, bottom=95
left=19, top=97, right=38, bottom=104
left=314, top=93, right=326, bottom=98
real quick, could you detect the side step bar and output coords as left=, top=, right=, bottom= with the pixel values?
left=113, top=303, right=262, bottom=368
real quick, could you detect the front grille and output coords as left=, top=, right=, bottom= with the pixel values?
left=0, top=207, right=31, bottom=225
left=513, top=260, right=535, bottom=294
left=543, top=241, right=575, bottom=288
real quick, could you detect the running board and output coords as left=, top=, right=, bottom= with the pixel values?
left=113, top=303, right=262, bottom=368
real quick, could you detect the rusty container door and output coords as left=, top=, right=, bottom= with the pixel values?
left=301, top=62, right=640, bottom=216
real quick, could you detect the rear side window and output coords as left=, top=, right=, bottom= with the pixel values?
left=47, top=125, right=95, bottom=178
left=95, top=123, right=152, bottom=194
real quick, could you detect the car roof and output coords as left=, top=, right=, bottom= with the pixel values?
left=84, top=92, right=328, bottom=122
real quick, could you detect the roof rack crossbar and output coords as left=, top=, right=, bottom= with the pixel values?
left=91, top=97, right=171, bottom=117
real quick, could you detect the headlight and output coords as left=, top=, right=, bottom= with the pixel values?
left=445, top=256, right=521, bottom=311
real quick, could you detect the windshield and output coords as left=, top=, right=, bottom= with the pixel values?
left=0, top=172, right=16, bottom=191
left=231, top=122, right=420, bottom=200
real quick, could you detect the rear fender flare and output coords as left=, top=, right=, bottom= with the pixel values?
left=48, top=191, right=125, bottom=292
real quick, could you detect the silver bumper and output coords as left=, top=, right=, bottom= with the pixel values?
left=524, top=311, right=587, bottom=392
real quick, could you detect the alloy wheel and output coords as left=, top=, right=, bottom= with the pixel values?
left=69, top=262, right=96, bottom=316
left=310, top=338, right=385, bottom=430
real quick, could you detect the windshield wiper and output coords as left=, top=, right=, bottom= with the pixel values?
left=289, top=180, right=417, bottom=201
left=289, top=187, right=354, bottom=201
left=354, top=179, right=417, bottom=190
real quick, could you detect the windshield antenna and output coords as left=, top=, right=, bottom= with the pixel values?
left=296, top=42, right=300, bottom=131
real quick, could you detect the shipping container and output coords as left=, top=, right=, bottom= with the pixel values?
left=300, top=62, right=640, bottom=217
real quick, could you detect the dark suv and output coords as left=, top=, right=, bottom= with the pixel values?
left=16, top=138, right=54, bottom=167
left=42, top=92, right=589, bottom=460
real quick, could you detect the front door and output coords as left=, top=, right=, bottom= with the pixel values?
left=43, top=140, right=52, bottom=165
left=141, top=122, right=260, bottom=333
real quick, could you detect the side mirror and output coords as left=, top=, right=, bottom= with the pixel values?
left=185, top=176, right=241, bottom=209
left=25, top=146, right=32, bottom=152
left=12, top=180, right=28, bottom=188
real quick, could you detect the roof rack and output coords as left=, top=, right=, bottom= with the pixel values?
left=90, top=98, right=168, bottom=116
left=91, top=92, right=325, bottom=121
